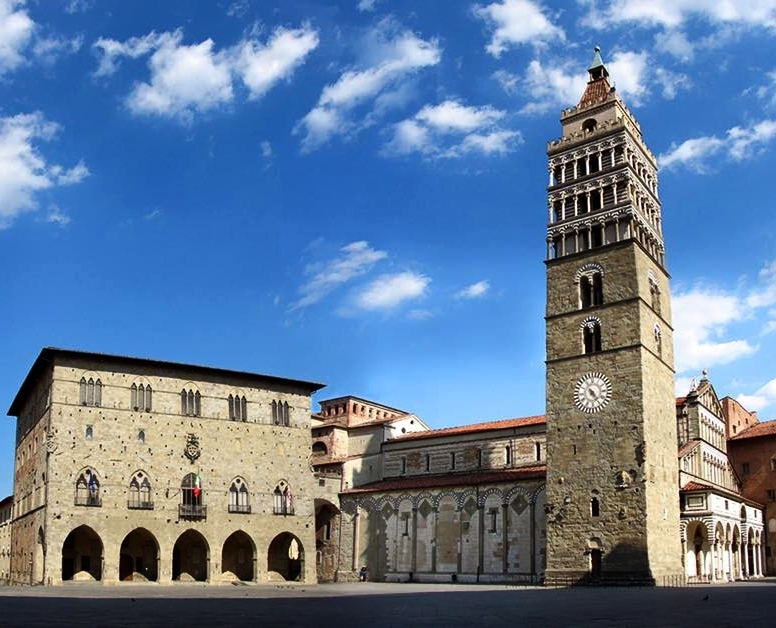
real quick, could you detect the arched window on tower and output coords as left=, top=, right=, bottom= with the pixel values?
left=583, top=319, right=602, bottom=354
left=273, top=481, right=293, bottom=515
left=580, top=272, right=603, bottom=308
left=128, top=471, right=153, bottom=510
left=591, top=496, right=600, bottom=517
left=649, top=276, right=662, bottom=315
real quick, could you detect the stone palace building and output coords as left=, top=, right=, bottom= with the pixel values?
left=4, top=49, right=773, bottom=586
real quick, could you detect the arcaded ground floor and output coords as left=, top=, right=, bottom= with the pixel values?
left=0, top=580, right=775, bottom=627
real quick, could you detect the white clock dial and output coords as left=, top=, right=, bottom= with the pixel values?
left=574, top=372, right=612, bottom=413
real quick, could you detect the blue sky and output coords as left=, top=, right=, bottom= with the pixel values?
left=2, top=0, right=776, bottom=496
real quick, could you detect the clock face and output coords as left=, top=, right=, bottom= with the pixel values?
left=574, top=373, right=612, bottom=413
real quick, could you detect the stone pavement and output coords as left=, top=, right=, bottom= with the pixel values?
left=0, top=580, right=773, bottom=627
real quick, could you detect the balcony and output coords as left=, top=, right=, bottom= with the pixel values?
left=74, top=495, right=102, bottom=507
left=127, top=500, right=154, bottom=510
left=179, top=504, right=207, bottom=520
left=273, top=505, right=294, bottom=516
left=228, top=504, right=251, bottom=514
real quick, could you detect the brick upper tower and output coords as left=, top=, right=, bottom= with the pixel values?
left=543, top=48, right=683, bottom=585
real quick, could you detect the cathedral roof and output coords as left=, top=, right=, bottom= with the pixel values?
left=387, top=414, right=546, bottom=442
left=342, top=465, right=546, bottom=494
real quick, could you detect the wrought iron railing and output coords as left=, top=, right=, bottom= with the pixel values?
left=179, top=504, right=207, bottom=519
left=127, top=500, right=154, bottom=510
left=228, top=504, right=251, bottom=514
left=74, top=495, right=102, bottom=507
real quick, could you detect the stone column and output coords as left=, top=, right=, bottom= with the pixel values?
left=352, top=506, right=361, bottom=571
left=431, top=507, right=438, bottom=575
left=502, top=502, right=509, bottom=574
left=478, top=503, right=485, bottom=580
left=411, top=506, right=418, bottom=577
left=743, top=541, right=749, bottom=578
left=710, top=540, right=717, bottom=582
left=456, top=508, right=463, bottom=576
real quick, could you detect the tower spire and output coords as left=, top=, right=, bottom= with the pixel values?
left=578, top=46, right=611, bottom=108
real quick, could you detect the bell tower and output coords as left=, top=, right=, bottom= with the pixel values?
left=543, top=48, right=683, bottom=585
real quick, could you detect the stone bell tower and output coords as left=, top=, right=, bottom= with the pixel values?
left=543, top=48, right=683, bottom=585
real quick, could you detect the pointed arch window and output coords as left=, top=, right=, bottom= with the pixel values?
left=79, top=377, right=102, bottom=407
left=591, top=496, right=600, bottom=517
left=272, top=400, right=290, bottom=426
left=180, top=472, right=206, bottom=519
left=131, top=383, right=152, bottom=412
left=582, top=318, right=602, bottom=354
left=181, top=388, right=201, bottom=417
left=75, top=468, right=101, bottom=507
left=228, top=478, right=251, bottom=514
left=273, top=480, right=294, bottom=515
left=128, top=471, right=153, bottom=510
left=228, top=394, right=248, bottom=421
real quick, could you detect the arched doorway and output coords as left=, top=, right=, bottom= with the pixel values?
left=61, top=525, right=103, bottom=581
left=221, top=531, right=255, bottom=582
left=268, top=533, right=304, bottom=581
left=314, top=499, right=340, bottom=582
left=172, top=530, right=209, bottom=582
left=587, top=538, right=602, bottom=580
left=34, top=527, right=44, bottom=584
left=119, top=528, right=159, bottom=582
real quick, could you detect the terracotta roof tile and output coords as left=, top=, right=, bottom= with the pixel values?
left=342, top=465, right=546, bottom=494
left=389, top=415, right=546, bottom=442
left=578, top=78, right=611, bottom=108
left=682, top=481, right=712, bottom=491
left=731, top=420, right=776, bottom=440
left=675, top=397, right=687, bottom=407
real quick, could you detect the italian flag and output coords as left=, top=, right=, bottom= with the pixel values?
left=193, top=471, right=201, bottom=498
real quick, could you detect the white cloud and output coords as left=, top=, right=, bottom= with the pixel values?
left=66, top=0, right=93, bottom=13
left=519, top=59, right=587, bottom=115
left=654, top=67, right=691, bottom=100
left=295, top=20, right=441, bottom=152
left=386, top=100, right=520, bottom=158
left=290, top=241, right=388, bottom=310
left=520, top=49, right=656, bottom=115
left=231, top=25, right=319, bottom=100
left=579, top=0, right=776, bottom=30
left=0, top=112, right=89, bottom=229
left=93, top=25, right=318, bottom=121
left=357, top=0, right=381, bottom=11
left=0, top=0, right=33, bottom=74
left=492, top=69, right=519, bottom=94
left=654, top=29, right=695, bottom=62
left=456, top=280, right=490, bottom=299
left=127, top=37, right=234, bottom=119
left=32, top=33, right=83, bottom=65
left=738, top=378, right=776, bottom=412
left=93, top=31, right=178, bottom=78
left=660, top=120, right=776, bottom=172
left=45, top=206, right=71, bottom=226
left=354, top=271, right=430, bottom=311
left=672, top=287, right=756, bottom=373
left=673, top=259, right=776, bottom=374
left=260, top=140, right=273, bottom=158
left=473, top=0, right=564, bottom=57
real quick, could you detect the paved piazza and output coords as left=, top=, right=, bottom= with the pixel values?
left=0, top=581, right=774, bottom=627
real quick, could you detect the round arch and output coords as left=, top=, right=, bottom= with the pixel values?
left=267, top=532, right=304, bottom=582
left=172, top=529, right=209, bottom=582
left=221, top=530, right=256, bottom=582
left=119, top=528, right=159, bottom=582
left=62, top=525, right=103, bottom=581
